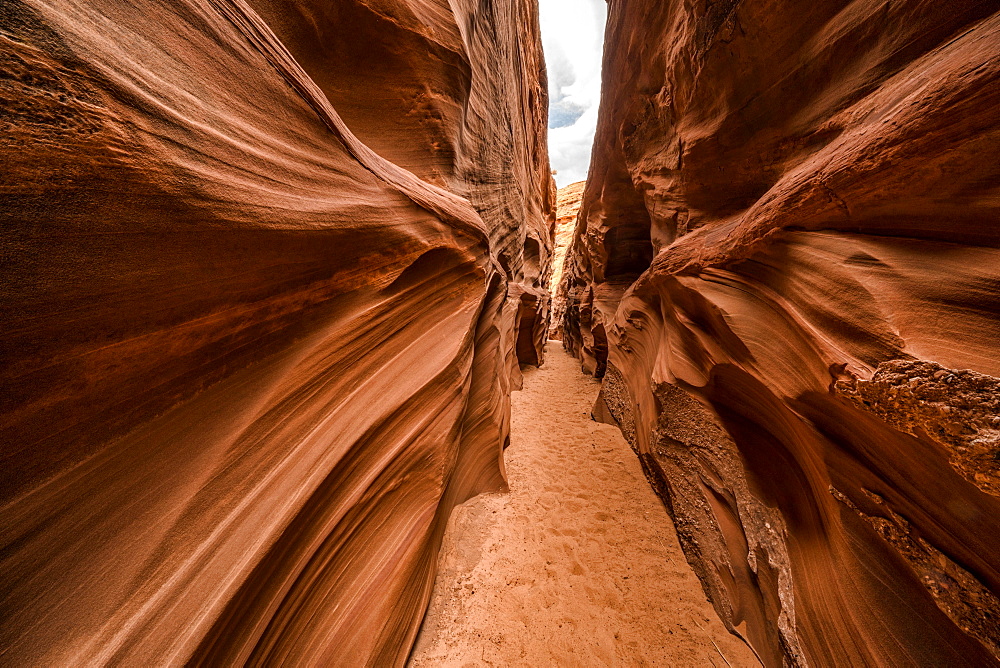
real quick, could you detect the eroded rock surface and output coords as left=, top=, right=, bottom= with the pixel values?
left=560, top=1, right=1000, bottom=665
left=0, top=0, right=551, bottom=664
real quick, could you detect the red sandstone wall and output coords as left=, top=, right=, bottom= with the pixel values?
left=0, top=0, right=551, bottom=663
left=547, top=180, right=585, bottom=340
left=561, top=1, right=1000, bottom=664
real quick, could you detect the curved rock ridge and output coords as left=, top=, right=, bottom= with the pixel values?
left=547, top=180, right=585, bottom=340
left=0, top=0, right=552, bottom=664
left=560, top=1, right=1000, bottom=665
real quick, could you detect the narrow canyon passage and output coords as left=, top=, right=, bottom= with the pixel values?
left=4, top=0, right=999, bottom=664
left=409, top=345, right=759, bottom=667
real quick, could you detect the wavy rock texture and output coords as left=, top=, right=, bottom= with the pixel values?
left=547, top=180, right=585, bottom=339
left=561, top=1, right=1000, bottom=665
left=0, top=0, right=551, bottom=664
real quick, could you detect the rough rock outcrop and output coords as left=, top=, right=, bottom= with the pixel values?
left=547, top=180, right=585, bottom=339
left=561, top=1, right=1000, bottom=665
left=0, top=0, right=551, bottom=664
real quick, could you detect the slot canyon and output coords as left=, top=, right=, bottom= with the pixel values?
left=1, top=0, right=998, bottom=666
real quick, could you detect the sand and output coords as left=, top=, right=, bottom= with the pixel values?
left=409, top=345, right=761, bottom=667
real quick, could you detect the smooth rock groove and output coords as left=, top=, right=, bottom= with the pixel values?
left=409, top=345, right=759, bottom=667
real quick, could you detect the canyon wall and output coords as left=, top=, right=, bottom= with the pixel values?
left=0, top=0, right=551, bottom=664
left=547, top=180, right=585, bottom=339
left=561, top=1, right=1000, bottom=665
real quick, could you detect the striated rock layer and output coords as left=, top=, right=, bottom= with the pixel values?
left=561, top=0, right=1000, bottom=665
left=547, top=180, right=585, bottom=339
left=0, top=0, right=552, bottom=664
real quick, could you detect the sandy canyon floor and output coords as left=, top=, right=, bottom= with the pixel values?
left=409, top=344, right=760, bottom=667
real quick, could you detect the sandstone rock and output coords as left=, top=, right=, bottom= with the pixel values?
left=0, top=0, right=551, bottom=664
left=547, top=180, right=585, bottom=340
left=560, top=1, right=1000, bottom=665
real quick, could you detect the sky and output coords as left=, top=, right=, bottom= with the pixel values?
left=538, top=0, right=607, bottom=188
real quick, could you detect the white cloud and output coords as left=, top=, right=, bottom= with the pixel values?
left=539, top=0, right=606, bottom=187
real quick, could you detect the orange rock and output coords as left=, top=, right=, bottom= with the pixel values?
left=559, top=1, right=1000, bottom=664
left=0, top=0, right=551, bottom=664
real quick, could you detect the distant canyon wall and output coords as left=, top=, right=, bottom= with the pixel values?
left=560, top=0, right=1000, bottom=665
left=0, top=0, right=551, bottom=664
left=547, top=180, right=585, bottom=339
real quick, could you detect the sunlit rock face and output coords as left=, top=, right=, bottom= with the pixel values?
left=0, top=0, right=551, bottom=664
left=561, top=0, right=1000, bottom=665
left=547, top=180, right=585, bottom=340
